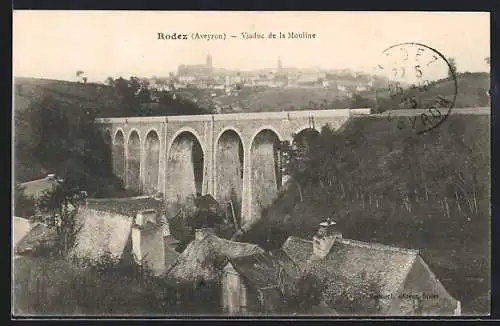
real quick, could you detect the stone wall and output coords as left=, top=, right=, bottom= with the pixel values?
left=216, top=130, right=244, bottom=224
left=144, top=131, right=160, bottom=194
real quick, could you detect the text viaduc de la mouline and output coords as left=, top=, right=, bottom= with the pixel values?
left=157, top=32, right=317, bottom=41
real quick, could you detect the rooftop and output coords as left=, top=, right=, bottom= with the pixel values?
left=167, top=233, right=264, bottom=283
left=282, top=234, right=421, bottom=314
left=20, top=175, right=61, bottom=200
left=85, top=196, right=163, bottom=218
left=71, top=208, right=133, bottom=260
left=13, top=217, right=59, bottom=256
left=229, top=251, right=293, bottom=290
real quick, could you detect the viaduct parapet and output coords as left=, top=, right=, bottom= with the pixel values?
left=94, top=108, right=370, bottom=227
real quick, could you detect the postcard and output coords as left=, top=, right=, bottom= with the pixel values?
left=12, top=10, right=491, bottom=317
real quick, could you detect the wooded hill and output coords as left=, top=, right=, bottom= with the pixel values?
left=240, top=113, right=490, bottom=315
left=13, top=77, right=210, bottom=191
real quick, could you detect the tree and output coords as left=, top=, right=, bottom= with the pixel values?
left=105, top=77, right=115, bottom=86
left=76, top=70, right=87, bottom=84
left=34, top=95, right=71, bottom=160
left=349, top=93, right=375, bottom=109
left=14, top=183, right=36, bottom=217
left=35, top=180, right=84, bottom=257
left=448, top=57, right=457, bottom=79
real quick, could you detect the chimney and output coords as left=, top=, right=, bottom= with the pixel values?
left=135, top=209, right=157, bottom=227
left=159, top=213, right=171, bottom=237
left=195, top=227, right=215, bottom=240
left=312, top=219, right=342, bottom=258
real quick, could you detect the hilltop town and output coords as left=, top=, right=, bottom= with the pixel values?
left=112, top=54, right=389, bottom=113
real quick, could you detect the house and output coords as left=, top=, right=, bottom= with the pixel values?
left=166, top=227, right=306, bottom=314
left=71, top=205, right=179, bottom=276
left=296, top=73, right=320, bottom=86
left=13, top=216, right=59, bottom=258
left=221, top=220, right=461, bottom=316
left=280, top=220, right=461, bottom=316
left=222, top=251, right=298, bottom=314
left=20, top=174, right=62, bottom=201
left=166, top=228, right=263, bottom=284
left=84, top=195, right=164, bottom=218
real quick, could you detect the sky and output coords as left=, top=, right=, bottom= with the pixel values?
left=13, top=11, right=490, bottom=83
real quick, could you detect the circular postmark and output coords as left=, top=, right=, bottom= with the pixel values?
left=374, top=42, right=458, bottom=135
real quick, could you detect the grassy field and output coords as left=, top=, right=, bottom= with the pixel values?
left=14, top=77, right=120, bottom=113
left=370, top=72, right=491, bottom=111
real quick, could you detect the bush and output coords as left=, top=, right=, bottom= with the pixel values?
left=13, top=253, right=181, bottom=316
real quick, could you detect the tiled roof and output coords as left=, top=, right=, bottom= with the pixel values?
left=13, top=216, right=34, bottom=247
left=269, top=249, right=301, bottom=281
left=14, top=220, right=59, bottom=256
left=229, top=252, right=284, bottom=289
left=280, top=234, right=427, bottom=314
left=167, top=234, right=264, bottom=283
left=281, top=236, right=314, bottom=271
left=163, top=240, right=180, bottom=272
left=85, top=196, right=163, bottom=218
left=305, top=238, right=418, bottom=314
left=20, top=177, right=61, bottom=200
left=71, top=208, right=133, bottom=261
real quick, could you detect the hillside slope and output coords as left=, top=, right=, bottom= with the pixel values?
left=14, top=77, right=119, bottom=113
left=240, top=112, right=490, bottom=314
left=371, top=72, right=491, bottom=111
left=13, top=77, right=210, bottom=185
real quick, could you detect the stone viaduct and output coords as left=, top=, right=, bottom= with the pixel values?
left=94, top=108, right=370, bottom=227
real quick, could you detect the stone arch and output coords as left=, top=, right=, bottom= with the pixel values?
left=143, top=129, right=160, bottom=195
left=249, top=125, right=283, bottom=148
left=249, top=128, right=282, bottom=224
left=127, top=129, right=141, bottom=194
left=112, top=129, right=125, bottom=183
left=167, top=127, right=205, bottom=158
left=166, top=130, right=205, bottom=205
left=293, top=125, right=321, bottom=138
left=293, top=127, right=321, bottom=149
left=215, top=128, right=244, bottom=226
left=113, top=128, right=125, bottom=143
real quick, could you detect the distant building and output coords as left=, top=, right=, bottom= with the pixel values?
left=295, top=73, right=320, bottom=85
left=337, top=85, right=347, bottom=92
left=177, top=54, right=214, bottom=79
